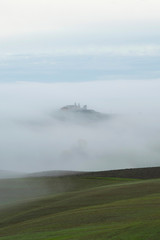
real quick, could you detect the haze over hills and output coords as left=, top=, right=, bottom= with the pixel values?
left=1, top=166, right=160, bottom=209
left=0, top=170, right=26, bottom=179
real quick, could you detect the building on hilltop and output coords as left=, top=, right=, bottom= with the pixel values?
left=61, top=103, right=88, bottom=111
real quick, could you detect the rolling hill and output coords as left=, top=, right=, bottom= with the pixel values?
left=0, top=167, right=160, bottom=240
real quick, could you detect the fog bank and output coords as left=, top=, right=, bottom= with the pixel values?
left=0, top=80, right=160, bottom=173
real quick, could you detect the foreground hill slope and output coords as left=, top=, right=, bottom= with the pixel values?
left=0, top=168, right=160, bottom=239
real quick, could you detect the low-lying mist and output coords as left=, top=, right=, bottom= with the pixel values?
left=0, top=80, right=160, bottom=173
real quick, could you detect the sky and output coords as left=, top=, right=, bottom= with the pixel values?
left=0, top=1, right=160, bottom=173
left=0, top=0, right=160, bottom=82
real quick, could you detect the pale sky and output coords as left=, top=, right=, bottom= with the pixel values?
left=0, top=0, right=160, bottom=81
left=0, top=0, right=160, bottom=38
left=0, top=0, right=160, bottom=45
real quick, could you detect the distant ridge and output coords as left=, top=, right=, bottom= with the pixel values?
left=1, top=167, right=160, bottom=179
left=28, top=170, right=84, bottom=178
left=27, top=167, right=160, bottom=179
left=82, top=166, right=160, bottom=179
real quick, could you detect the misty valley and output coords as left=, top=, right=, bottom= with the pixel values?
left=0, top=81, right=160, bottom=240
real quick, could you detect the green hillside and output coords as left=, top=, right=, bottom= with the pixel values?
left=0, top=173, right=160, bottom=240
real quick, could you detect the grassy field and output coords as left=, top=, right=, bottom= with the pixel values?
left=0, top=173, right=160, bottom=239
